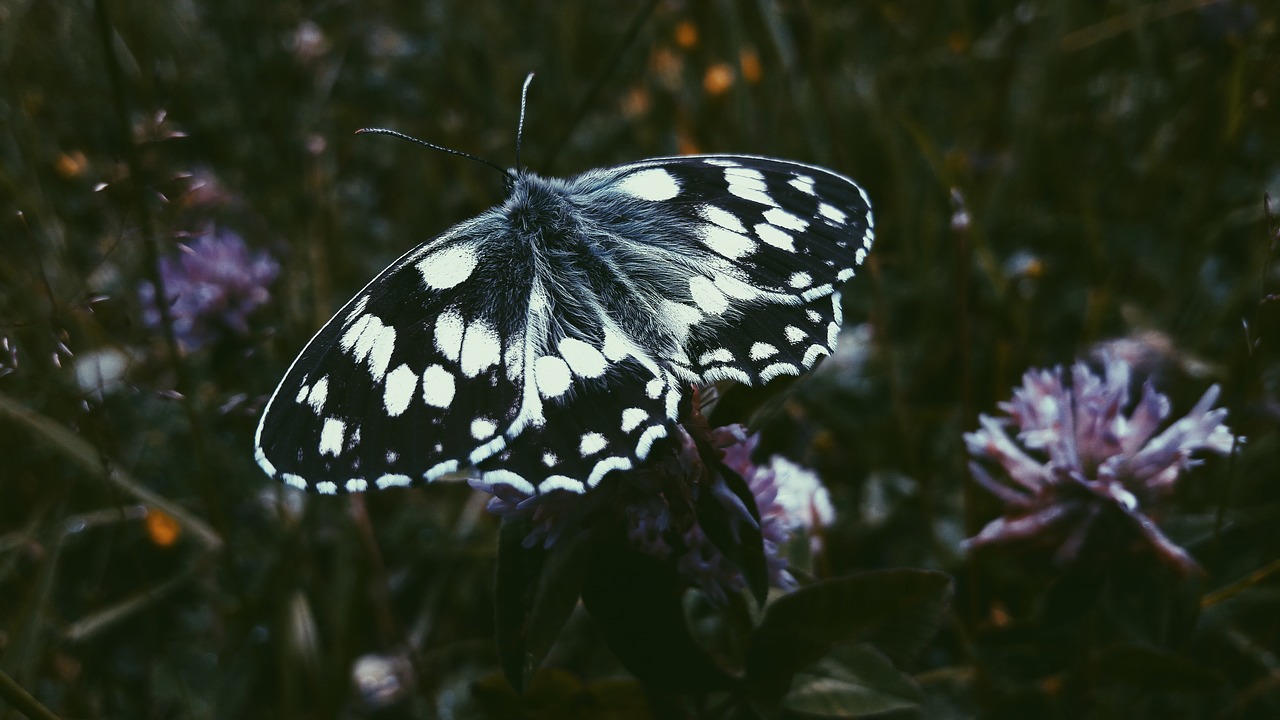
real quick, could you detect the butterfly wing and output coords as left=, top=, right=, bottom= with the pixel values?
left=566, top=154, right=874, bottom=387
left=255, top=154, right=873, bottom=496
left=254, top=213, right=540, bottom=494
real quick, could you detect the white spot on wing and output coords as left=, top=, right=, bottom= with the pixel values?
left=319, top=418, right=345, bottom=457
left=307, top=376, right=328, bottom=411
left=542, top=451, right=558, bottom=466
left=659, top=300, right=703, bottom=339
left=713, top=273, right=764, bottom=301
left=802, top=344, right=829, bottom=367
left=765, top=207, right=809, bottom=232
left=699, top=205, right=748, bottom=234
left=417, top=244, right=478, bottom=290
left=282, top=473, right=306, bottom=489
left=346, top=479, right=368, bottom=492
left=788, top=271, right=812, bottom=288
left=587, top=456, right=632, bottom=488
left=542, top=476, right=587, bottom=493
left=636, top=425, right=668, bottom=459
left=698, top=348, right=735, bottom=365
left=760, top=362, right=799, bottom=382
left=689, top=276, right=730, bottom=315
left=559, top=337, right=608, bottom=378
left=698, top=224, right=756, bottom=260
left=383, top=364, right=417, bottom=417
left=750, top=342, right=778, bottom=360
left=316, top=481, right=337, bottom=495
left=426, top=459, right=459, bottom=481
left=819, top=202, right=847, bottom=224
left=601, top=326, right=630, bottom=362
left=376, top=474, right=412, bottom=489
left=703, top=366, right=752, bottom=384
left=828, top=322, right=840, bottom=349
left=471, top=417, right=498, bottom=440
left=421, top=364, right=456, bottom=408
left=754, top=223, right=795, bottom=251
left=724, top=167, right=766, bottom=188
left=480, top=469, right=534, bottom=495
left=785, top=325, right=806, bottom=344
left=728, top=185, right=779, bottom=207
left=535, top=355, right=572, bottom=398
left=801, top=284, right=834, bottom=302
left=469, top=436, right=506, bottom=464
left=340, top=314, right=371, bottom=350
left=664, top=381, right=680, bottom=418
left=617, top=167, right=680, bottom=201
left=348, top=295, right=369, bottom=321
left=621, top=407, right=648, bottom=433
left=579, top=431, right=607, bottom=457
left=789, top=175, right=816, bottom=195
left=460, top=319, right=501, bottom=378
left=434, top=309, right=464, bottom=363
left=645, top=378, right=663, bottom=399
left=341, top=314, right=396, bottom=380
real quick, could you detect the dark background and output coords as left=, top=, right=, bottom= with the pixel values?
left=1, top=0, right=1277, bottom=717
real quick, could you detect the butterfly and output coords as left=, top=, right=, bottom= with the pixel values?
left=254, top=87, right=873, bottom=499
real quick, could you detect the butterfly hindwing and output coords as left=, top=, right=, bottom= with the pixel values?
left=572, top=155, right=872, bottom=385
left=255, top=153, right=873, bottom=496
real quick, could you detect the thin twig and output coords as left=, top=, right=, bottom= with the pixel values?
left=1202, top=556, right=1280, bottom=609
left=0, top=391, right=223, bottom=551
left=1060, top=0, right=1226, bottom=53
left=0, top=670, right=62, bottom=720
left=1212, top=195, right=1277, bottom=564
left=62, top=562, right=204, bottom=643
left=91, top=0, right=227, bottom=537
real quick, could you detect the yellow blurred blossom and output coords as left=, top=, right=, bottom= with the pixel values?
left=145, top=508, right=181, bottom=547
left=674, top=20, right=698, bottom=49
left=703, top=62, right=735, bottom=96
left=739, top=47, right=762, bottom=84
left=55, top=151, right=88, bottom=178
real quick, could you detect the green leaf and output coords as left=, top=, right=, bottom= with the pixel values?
left=581, top=540, right=736, bottom=692
left=495, top=519, right=590, bottom=693
left=695, top=463, right=769, bottom=607
left=471, top=669, right=652, bottom=719
left=1090, top=644, right=1224, bottom=694
left=781, top=645, right=922, bottom=718
left=746, top=570, right=952, bottom=702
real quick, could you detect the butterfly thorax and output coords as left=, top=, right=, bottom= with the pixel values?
left=502, top=172, right=578, bottom=238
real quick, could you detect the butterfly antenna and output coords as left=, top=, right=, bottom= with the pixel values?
left=515, top=72, right=535, bottom=173
left=355, top=128, right=516, bottom=184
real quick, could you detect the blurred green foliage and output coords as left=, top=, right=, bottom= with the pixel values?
left=1, top=0, right=1278, bottom=717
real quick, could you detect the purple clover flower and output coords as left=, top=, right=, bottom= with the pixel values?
left=473, top=413, right=834, bottom=601
left=964, top=353, right=1236, bottom=573
left=139, top=228, right=279, bottom=352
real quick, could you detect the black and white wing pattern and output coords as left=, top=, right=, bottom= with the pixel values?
left=254, top=154, right=873, bottom=497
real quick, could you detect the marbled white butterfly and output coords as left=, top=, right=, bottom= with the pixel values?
left=254, top=80, right=873, bottom=498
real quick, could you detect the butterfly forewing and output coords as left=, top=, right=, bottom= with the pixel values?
left=255, top=216, right=534, bottom=493
left=255, top=153, right=873, bottom=496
